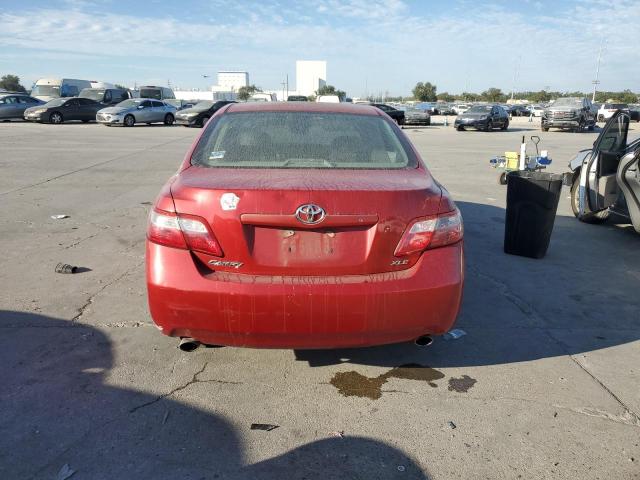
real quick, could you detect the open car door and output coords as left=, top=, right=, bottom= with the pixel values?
left=578, top=111, right=629, bottom=216
left=616, top=147, right=640, bottom=233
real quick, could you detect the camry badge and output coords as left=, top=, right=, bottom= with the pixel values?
left=295, top=204, right=326, bottom=225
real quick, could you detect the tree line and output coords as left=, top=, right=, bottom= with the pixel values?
left=410, top=81, right=639, bottom=104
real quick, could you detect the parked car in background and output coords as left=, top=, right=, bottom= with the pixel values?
left=96, top=99, right=176, bottom=126
left=437, top=103, right=455, bottom=115
left=454, top=104, right=509, bottom=131
left=371, top=103, right=405, bottom=125
left=316, top=95, right=341, bottom=103
left=567, top=111, right=640, bottom=233
left=0, top=93, right=44, bottom=120
left=30, top=78, right=92, bottom=101
left=138, top=86, right=176, bottom=100
left=146, top=102, right=464, bottom=349
left=529, top=105, right=544, bottom=117
left=542, top=97, right=595, bottom=132
left=403, top=108, right=431, bottom=125
left=629, top=104, right=640, bottom=122
left=597, top=103, right=629, bottom=122
left=175, top=100, right=236, bottom=127
left=23, top=97, right=102, bottom=124
left=287, top=95, right=308, bottom=101
left=164, top=99, right=193, bottom=111
left=510, top=105, right=530, bottom=116
left=415, top=102, right=438, bottom=114
left=452, top=104, right=470, bottom=115
left=79, top=87, right=131, bottom=106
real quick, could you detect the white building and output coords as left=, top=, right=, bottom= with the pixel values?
left=295, top=61, right=326, bottom=97
left=212, top=71, right=249, bottom=92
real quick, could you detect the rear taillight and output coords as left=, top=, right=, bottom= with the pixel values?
left=394, top=208, right=463, bottom=256
left=147, top=209, right=223, bottom=257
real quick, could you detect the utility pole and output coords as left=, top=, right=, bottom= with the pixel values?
left=286, top=74, right=289, bottom=100
left=511, top=55, right=521, bottom=101
left=592, top=38, right=605, bottom=102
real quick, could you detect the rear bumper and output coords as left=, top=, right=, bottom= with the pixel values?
left=146, top=241, right=464, bottom=349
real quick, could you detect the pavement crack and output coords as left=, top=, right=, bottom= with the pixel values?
left=129, top=362, right=209, bottom=413
left=467, top=265, right=545, bottom=324
left=64, top=233, right=97, bottom=249
left=71, top=260, right=143, bottom=322
left=0, top=136, right=189, bottom=197
left=564, top=353, right=640, bottom=427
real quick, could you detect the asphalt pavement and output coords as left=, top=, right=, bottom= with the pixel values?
left=1, top=117, right=638, bottom=479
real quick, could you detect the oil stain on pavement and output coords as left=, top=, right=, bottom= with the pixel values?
left=447, top=375, right=477, bottom=393
left=330, top=363, right=446, bottom=400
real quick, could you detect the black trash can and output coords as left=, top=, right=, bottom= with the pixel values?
left=504, top=171, right=563, bottom=259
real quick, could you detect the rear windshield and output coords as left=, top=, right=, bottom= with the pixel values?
left=140, top=88, right=161, bottom=99
left=191, top=111, right=415, bottom=169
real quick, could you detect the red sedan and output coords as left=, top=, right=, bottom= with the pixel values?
left=146, top=102, right=464, bottom=350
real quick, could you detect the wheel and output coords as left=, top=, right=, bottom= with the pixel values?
left=82, top=120, right=90, bottom=123
left=456, top=125, right=465, bottom=131
left=541, top=125, right=549, bottom=132
left=499, top=172, right=508, bottom=185
left=484, top=120, right=492, bottom=132
left=49, top=112, right=63, bottom=124
left=164, top=113, right=175, bottom=125
left=574, top=120, right=585, bottom=133
left=426, top=118, right=431, bottom=126
left=570, top=172, right=610, bottom=223
left=501, top=120, right=509, bottom=131
left=124, top=114, right=135, bottom=127
left=199, top=116, right=210, bottom=127
left=598, top=114, right=604, bottom=122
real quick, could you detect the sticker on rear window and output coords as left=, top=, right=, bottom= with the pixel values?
left=220, top=192, right=240, bottom=211
left=209, top=150, right=225, bottom=160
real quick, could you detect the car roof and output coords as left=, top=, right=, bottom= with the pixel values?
left=225, top=102, right=382, bottom=116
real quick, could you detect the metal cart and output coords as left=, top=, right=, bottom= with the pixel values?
left=490, top=135, right=552, bottom=184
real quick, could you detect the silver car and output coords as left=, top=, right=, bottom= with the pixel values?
left=0, top=93, right=44, bottom=120
left=96, top=99, right=176, bottom=127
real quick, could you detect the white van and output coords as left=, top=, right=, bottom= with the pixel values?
left=249, top=92, right=277, bottom=102
left=316, top=95, right=341, bottom=103
left=31, top=78, right=92, bottom=101
left=139, top=86, right=176, bottom=100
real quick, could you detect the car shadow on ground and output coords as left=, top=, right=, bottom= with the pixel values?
left=295, top=199, right=639, bottom=368
left=0, top=310, right=430, bottom=479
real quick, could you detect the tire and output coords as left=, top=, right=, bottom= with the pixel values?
left=574, top=119, right=585, bottom=133
left=570, top=172, right=610, bottom=223
left=49, top=112, right=63, bottom=124
left=484, top=120, right=492, bottom=132
left=124, top=115, right=135, bottom=127
left=200, top=116, right=210, bottom=127
left=82, top=120, right=90, bottom=123
left=456, top=125, right=465, bottom=131
left=501, top=120, right=509, bottom=131
left=164, top=113, right=174, bottom=125
left=499, top=172, right=508, bottom=185
left=541, top=125, right=549, bottom=132
left=598, top=114, right=604, bottom=122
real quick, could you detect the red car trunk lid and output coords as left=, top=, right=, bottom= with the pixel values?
left=170, top=166, right=442, bottom=275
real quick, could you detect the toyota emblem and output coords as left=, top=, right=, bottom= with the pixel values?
left=295, top=204, right=326, bottom=225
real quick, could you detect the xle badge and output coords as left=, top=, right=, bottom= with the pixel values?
left=209, top=260, right=243, bottom=269
left=390, top=259, right=409, bottom=266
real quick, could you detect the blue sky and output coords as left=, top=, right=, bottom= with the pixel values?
left=1, top=0, right=638, bottom=96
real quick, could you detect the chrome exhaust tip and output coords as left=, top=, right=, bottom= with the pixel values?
left=414, top=335, right=433, bottom=347
left=178, top=337, right=201, bottom=352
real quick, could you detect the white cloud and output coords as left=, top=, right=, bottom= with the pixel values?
left=0, top=1, right=639, bottom=95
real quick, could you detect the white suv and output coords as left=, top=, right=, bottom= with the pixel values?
left=597, top=103, right=629, bottom=122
